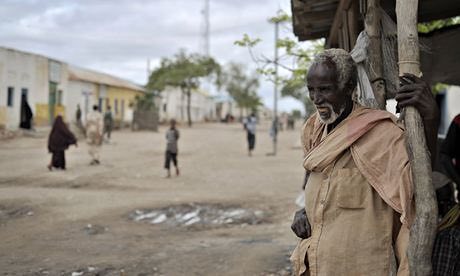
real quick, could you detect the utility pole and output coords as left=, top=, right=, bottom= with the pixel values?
left=203, top=0, right=210, bottom=57
left=201, top=0, right=212, bottom=95
left=146, top=58, right=151, bottom=82
left=272, top=20, right=279, bottom=156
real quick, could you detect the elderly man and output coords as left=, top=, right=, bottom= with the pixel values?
left=290, top=49, right=438, bottom=276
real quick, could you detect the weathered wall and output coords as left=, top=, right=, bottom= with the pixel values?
left=67, top=80, right=99, bottom=124
left=0, top=48, right=50, bottom=129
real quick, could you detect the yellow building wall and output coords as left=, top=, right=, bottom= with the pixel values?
left=35, top=103, right=66, bottom=126
left=55, top=105, right=66, bottom=120
left=0, top=107, right=6, bottom=128
left=35, top=103, right=49, bottom=126
left=106, top=86, right=142, bottom=121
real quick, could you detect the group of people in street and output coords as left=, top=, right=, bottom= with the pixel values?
left=47, top=104, right=182, bottom=179
left=47, top=105, right=106, bottom=170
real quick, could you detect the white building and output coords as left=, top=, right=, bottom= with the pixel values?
left=438, top=86, right=460, bottom=135
left=0, top=46, right=145, bottom=130
left=159, top=87, right=215, bottom=123
left=0, top=47, right=67, bottom=129
left=214, top=94, right=273, bottom=122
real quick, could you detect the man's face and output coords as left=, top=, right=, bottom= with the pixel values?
left=307, top=61, right=349, bottom=124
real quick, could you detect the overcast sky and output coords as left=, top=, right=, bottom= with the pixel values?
left=0, top=0, right=310, bottom=112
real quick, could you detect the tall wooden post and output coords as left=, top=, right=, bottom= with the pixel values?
left=396, top=0, right=438, bottom=275
left=364, top=0, right=386, bottom=109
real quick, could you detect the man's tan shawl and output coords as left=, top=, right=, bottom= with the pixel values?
left=302, top=104, right=414, bottom=225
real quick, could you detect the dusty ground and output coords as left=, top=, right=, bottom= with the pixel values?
left=0, top=121, right=305, bottom=276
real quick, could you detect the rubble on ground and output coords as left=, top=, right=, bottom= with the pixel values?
left=0, top=204, right=34, bottom=225
left=129, top=203, right=268, bottom=229
left=83, top=224, right=108, bottom=235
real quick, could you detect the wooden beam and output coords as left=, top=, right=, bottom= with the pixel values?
left=342, top=10, right=350, bottom=51
left=338, top=26, right=344, bottom=48
left=364, top=0, right=386, bottom=109
left=327, top=0, right=352, bottom=48
left=396, top=0, right=438, bottom=275
left=347, top=1, right=359, bottom=48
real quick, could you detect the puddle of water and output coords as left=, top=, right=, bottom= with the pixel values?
left=129, top=203, right=268, bottom=229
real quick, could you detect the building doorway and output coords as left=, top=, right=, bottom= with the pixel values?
left=19, top=88, right=33, bottom=129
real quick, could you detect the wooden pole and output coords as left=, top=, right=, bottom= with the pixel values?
left=395, top=0, right=438, bottom=275
left=347, top=2, right=359, bottom=48
left=364, top=0, right=386, bottom=109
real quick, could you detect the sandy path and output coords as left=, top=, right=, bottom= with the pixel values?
left=0, top=122, right=304, bottom=275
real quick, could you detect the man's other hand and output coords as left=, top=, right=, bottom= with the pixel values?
left=291, top=208, right=311, bottom=239
left=395, top=73, right=439, bottom=123
left=395, top=73, right=440, bottom=166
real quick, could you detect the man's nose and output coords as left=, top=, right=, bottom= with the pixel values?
left=311, top=90, right=324, bottom=105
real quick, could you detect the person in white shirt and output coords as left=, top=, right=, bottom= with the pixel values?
left=85, top=105, right=104, bottom=165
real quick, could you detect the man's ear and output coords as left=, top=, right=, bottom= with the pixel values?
left=344, top=80, right=355, bottom=96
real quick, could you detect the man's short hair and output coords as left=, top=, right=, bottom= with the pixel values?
left=311, top=48, right=357, bottom=92
left=93, top=105, right=98, bottom=111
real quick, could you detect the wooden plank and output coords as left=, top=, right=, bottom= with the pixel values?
left=326, top=0, right=352, bottom=48
left=338, top=26, right=344, bottom=48
left=396, top=0, right=438, bottom=275
left=364, top=0, right=386, bottom=109
left=347, top=1, right=359, bottom=48
left=342, top=10, right=350, bottom=51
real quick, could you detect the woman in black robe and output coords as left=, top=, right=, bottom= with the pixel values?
left=47, top=115, right=77, bottom=170
left=19, top=94, right=33, bottom=129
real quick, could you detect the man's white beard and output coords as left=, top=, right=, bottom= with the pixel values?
left=317, top=102, right=345, bottom=125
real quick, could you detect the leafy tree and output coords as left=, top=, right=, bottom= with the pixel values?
left=222, top=63, right=261, bottom=117
left=235, top=10, right=323, bottom=117
left=291, top=109, right=302, bottom=119
left=418, top=16, right=460, bottom=33
left=134, top=92, right=157, bottom=111
left=147, top=50, right=220, bottom=126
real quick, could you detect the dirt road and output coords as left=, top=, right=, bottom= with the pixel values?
left=0, top=122, right=305, bottom=276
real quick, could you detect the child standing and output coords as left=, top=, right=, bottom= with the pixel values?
left=164, top=119, right=180, bottom=178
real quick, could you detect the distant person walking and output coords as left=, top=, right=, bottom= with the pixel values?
left=244, top=113, right=257, bottom=156
left=47, top=115, right=77, bottom=170
left=86, top=105, right=103, bottom=165
left=75, top=104, right=84, bottom=134
left=104, top=106, right=114, bottom=141
left=164, top=119, right=180, bottom=178
left=76, top=104, right=82, bottom=125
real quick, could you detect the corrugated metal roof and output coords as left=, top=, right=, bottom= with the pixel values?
left=291, top=0, right=460, bottom=42
left=68, top=65, right=145, bottom=92
left=291, top=0, right=339, bottom=41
